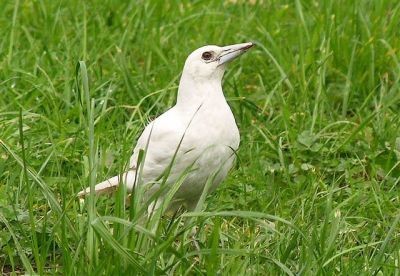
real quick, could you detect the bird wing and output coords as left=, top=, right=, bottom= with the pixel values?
left=77, top=108, right=189, bottom=197
left=128, top=108, right=191, bottom=186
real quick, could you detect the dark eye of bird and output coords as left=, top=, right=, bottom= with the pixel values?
left=201, top=51, right=213, bottom=60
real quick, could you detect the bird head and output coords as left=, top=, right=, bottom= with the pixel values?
left=182, top=42, right=254, bottom=82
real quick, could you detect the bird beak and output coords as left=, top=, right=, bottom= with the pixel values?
left=218, top=42, right=255, bottom=65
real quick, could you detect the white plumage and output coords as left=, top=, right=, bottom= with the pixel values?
left=78, top=42, right=254, bottom=213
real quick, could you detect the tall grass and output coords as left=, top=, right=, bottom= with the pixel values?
left=0, top=0, right=399, bottom=274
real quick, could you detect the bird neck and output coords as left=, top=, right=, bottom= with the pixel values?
left=176, top=74, right=226, bottom=109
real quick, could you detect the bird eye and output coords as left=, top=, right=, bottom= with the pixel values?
left=201, top=51, right=213, bottom=61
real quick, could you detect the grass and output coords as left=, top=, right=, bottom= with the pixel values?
left=1, top=0, right=399, bottom=274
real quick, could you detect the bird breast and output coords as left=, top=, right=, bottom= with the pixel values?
left=129, top=100, right=239, bottom=200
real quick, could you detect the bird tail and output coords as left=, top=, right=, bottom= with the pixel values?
left=77, top=171, right=136, bottom=197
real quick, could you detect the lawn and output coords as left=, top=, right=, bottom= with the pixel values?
left=0, top=0, right=399, bottom=274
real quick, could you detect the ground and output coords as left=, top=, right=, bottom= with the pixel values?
left=0, top=0, right=399, bottom=274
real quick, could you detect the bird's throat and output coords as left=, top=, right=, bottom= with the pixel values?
left=176, top=75, right=226, bottom=109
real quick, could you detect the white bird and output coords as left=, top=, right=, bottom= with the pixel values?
left=78, top=42, right=254, bottom=214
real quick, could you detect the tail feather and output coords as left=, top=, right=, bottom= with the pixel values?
left=77, top=171, right=136, bottom=197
